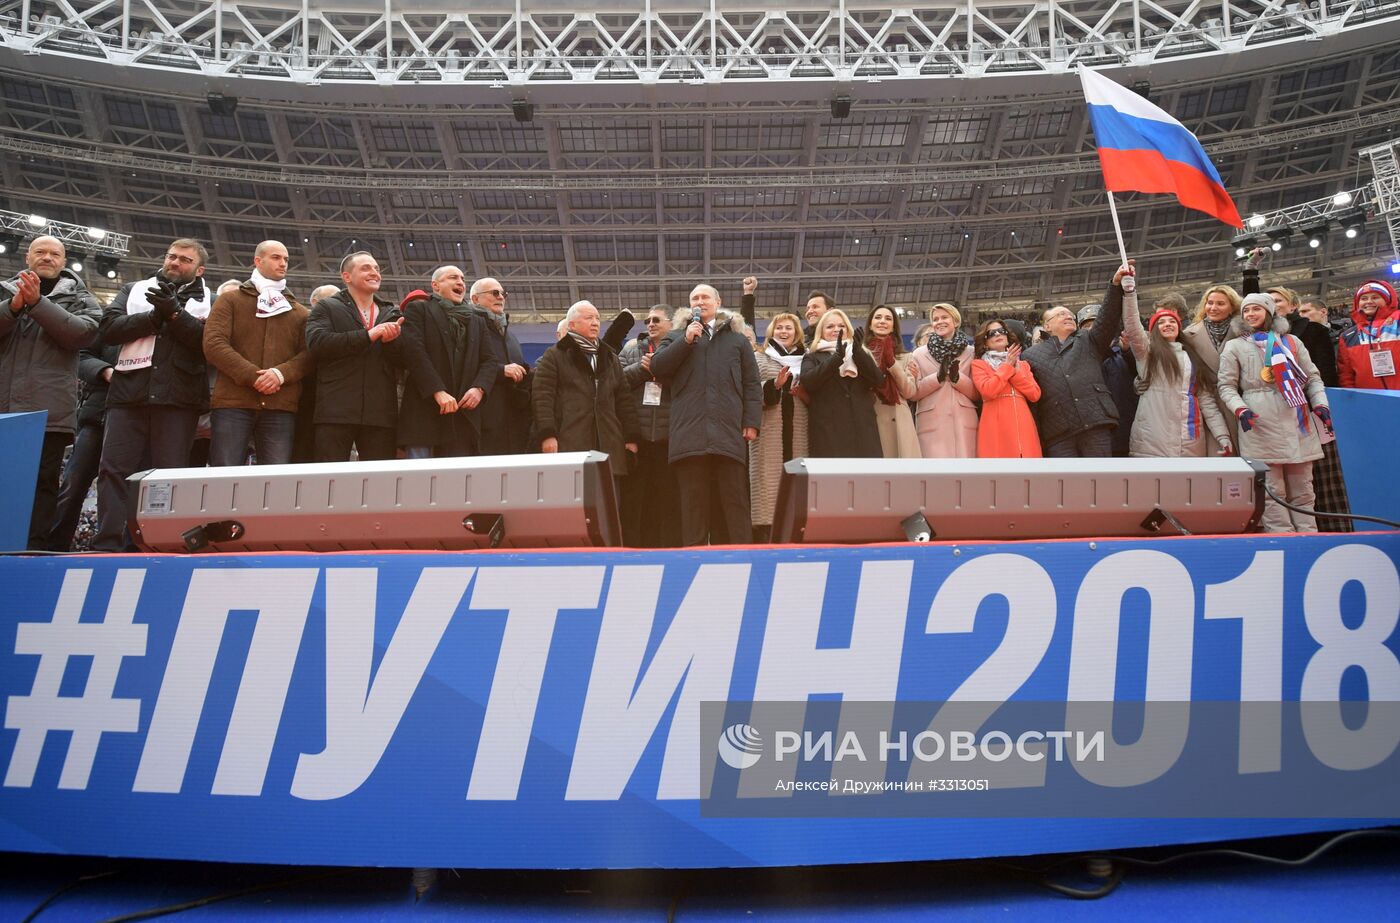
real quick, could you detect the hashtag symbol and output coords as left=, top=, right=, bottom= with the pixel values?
left=5, top=569, right=147, bottom=790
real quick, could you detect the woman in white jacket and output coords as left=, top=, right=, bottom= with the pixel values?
left=1121, top=275, right=1233, bottom=458
left=1218, top=293, right=1332, bottom=532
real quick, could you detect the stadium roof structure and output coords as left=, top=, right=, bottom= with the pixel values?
left=0, top=1, right=1397, bottom=319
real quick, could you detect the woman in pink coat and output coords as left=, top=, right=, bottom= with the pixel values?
left=969, top=319, right=1042, bottom=458
left=909, top=302, right=979, bottom=458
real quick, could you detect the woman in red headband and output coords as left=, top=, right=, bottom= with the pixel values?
left=1121, top=287, right=1232, bottom=459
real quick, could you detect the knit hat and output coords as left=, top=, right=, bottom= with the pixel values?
left=1076, top=303, right=1101, bottom=326
left=1147, top=307, right=1182, bottom=333
left=1240, top=292, right=1276, bottom=318
left=1353, top=280, right=1397, bottom=314
left=929, top=302, right=961, bottom=327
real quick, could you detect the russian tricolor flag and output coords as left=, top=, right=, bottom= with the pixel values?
left=1080, top=68, right=1243, bottom=228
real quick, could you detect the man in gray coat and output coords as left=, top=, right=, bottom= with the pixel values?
left=651, top=283, right=761, bottom=546
left=0, top=235, right=101, bottom=548
left=1023, top=262, right=1132, bottom=457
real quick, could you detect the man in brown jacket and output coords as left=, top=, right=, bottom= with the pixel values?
left=202, top=240, right=313, bottom=465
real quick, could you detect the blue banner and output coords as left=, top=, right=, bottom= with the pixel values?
left=2, top=533, right=1397, bottom=868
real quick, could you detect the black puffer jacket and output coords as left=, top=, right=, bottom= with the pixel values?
left=650, top=308, right=762, bottom=465
left=532, top=334, right=640, bottom=475
left=1022, top=279, right=1126, bottom=446
left=620, top=332, right=670, bottom=443
left=100, top=276, right=210, bottom=409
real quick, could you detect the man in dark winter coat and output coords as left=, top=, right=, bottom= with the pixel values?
left=395, top=266, right=502, bottom=458
left=619, top=304, right=680, bottom=547
left=1023, top=262, right=1131, bottom=457
left=650, top=283, right=762, bottom=546
left=92, top=238, right=213, bottom=551
left=469, top=276, right=532, bottom=454
left=533, top=301, right=639, bottom=480
left=305, top=251, right=404, bottom=461
left=0, top=235, right=101, bottom=548
left=1101, top=331, right=1139, bottom=458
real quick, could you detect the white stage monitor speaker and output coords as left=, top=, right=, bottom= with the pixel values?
left=771, top=457, right=1269, bottom=544
left=126, top=451, right=621, bottom=552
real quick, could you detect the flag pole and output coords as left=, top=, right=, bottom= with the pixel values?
left=1105, top=190, right=1129, bottom=267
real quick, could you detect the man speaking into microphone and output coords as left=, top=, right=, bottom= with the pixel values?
left=651, top=283, right=761, bottom=546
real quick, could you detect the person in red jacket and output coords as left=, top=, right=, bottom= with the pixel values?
left=1338, top=279, right=1399, bottom=390
left=970, top=319, right=1042, bottom=458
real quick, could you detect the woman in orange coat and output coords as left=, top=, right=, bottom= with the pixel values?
left=970, top=319, right=1043, bottom=458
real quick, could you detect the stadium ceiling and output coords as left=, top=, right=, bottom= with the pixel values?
left=0, top=1, right=1398, bottom=319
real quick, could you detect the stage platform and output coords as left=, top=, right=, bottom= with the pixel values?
left=2, top=531, right=1397, bottom=875
left=3, top=829, right=1399, bottom=920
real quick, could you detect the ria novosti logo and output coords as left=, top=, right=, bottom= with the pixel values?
left=717, top=724, right=763, bottom=770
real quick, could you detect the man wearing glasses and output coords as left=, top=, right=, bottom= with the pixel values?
left=619, top=304, right=680, bottom=546
left=469, top=277, right=532, bottom=454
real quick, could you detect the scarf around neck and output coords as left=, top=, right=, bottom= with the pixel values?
left=866, top=333, right=904, bottom=405
left=1253, top=331, right=1311, bottom=433
left=250, top=268, right=291, bottom=318
left=1204, top=316, right=1233, bottom=352
left=927, top=331, right=971, bottom=383
left=567, top=330, right=598, bottom=356
left=813, top=338, right=858, bottom=378
left=115, top=275, right=212, bottom=373
left=764, top=341, right=804, bottom=380
left=476, top=305, right=508, bottom=333
left=980, top=349, right=1009, bottom=371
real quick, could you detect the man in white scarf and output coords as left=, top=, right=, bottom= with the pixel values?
left=202, top=240, right=313, bottom=466
left=91, top=238, right=213, bottom=551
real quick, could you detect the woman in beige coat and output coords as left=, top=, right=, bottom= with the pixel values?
left=909, top=303, right=978, bottom=458
left=1218, top=293, right=1331, bottom=532
left=749, top=314, right=809, bottom=541
left=1181, top=283, right=1248, bottom=454
left=863, top=304, right=920, bottom=458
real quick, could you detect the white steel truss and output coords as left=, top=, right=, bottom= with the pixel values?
left=1362, top=140, right=1400, bottom=262
left=0, top=1, right=1397, bottom=88
left=0, top=207, right=129, bottom=256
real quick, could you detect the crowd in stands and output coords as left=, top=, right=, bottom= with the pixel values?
left=0, top=234, right=1394, bottom=551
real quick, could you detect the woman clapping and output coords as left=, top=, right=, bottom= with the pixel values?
left=970, top=320, right=1042, bottom=458
left=800, top=309, right=884, bottom=458
left=910, top=303, right=979, bottom=458
left=863, top=304, right=920, bottom=458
